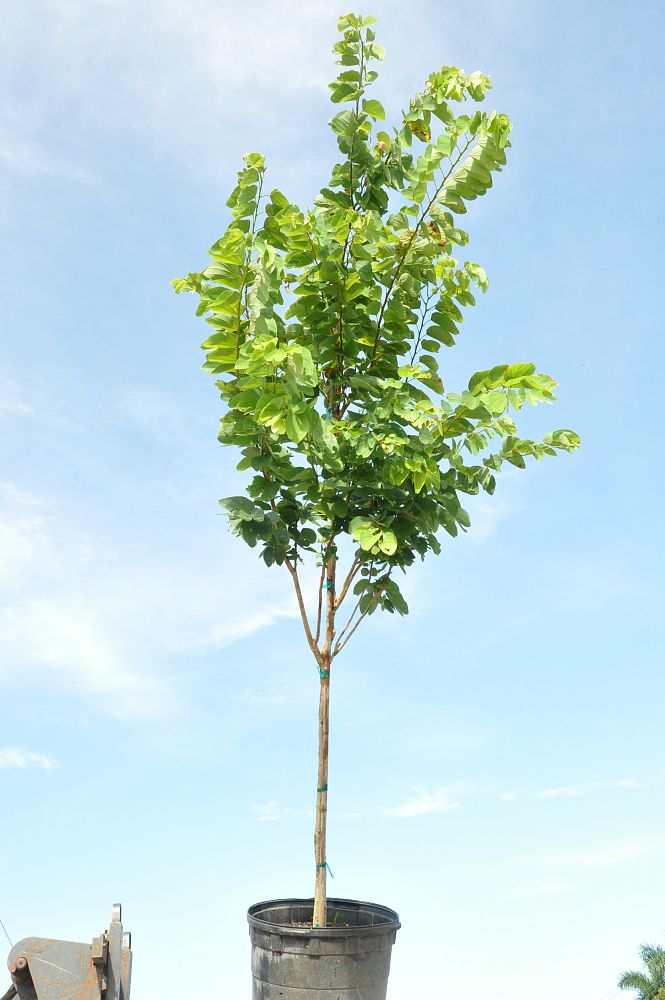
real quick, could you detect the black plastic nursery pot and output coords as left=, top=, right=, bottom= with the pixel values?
left=248, top=897, right=401, bottom=999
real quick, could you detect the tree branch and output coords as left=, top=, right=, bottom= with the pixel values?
left=368, top=133, right=476, bottom=368
left=260, top=461, right=321, bottom=665
left=314, top=558, right=327, bottom=645
left=332, top=580, right=389, bottom=658
left=284, top=556, right=322, bottom=666
left=409, top=285, right=434, bottom=366
left=334, top=553, right=362, bottom=610
left=332, top=598, right=361, bottom=652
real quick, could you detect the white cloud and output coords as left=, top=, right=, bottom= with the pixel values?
left=464, top=490, right=524, bottom=543
left=0, top=485, right=298, bottom=719
left=0, top=596, right=172, bottom=719
left=207, top=607, right=295, bottom=649
left=535, top=777, right=646, bottom=800
left=0, top=373, right=32, bottom=416
left=0, top=515, right=52, bottom=585
left=512, top=875, right=571, bottom=898
left=499, top=791, right=519, bottom=802
left=0, top=0, right=338, bottom=173
left=0, top=747, right=57, bottom=770
left=549, top=839, right=665, bottom=868
left=250, top=800, right=311, bottom=822
left=251, top=801, right=283, bottom=822
left=536, top=785, right=585, bottom=799
left=236, top=684, right=315, bottom=709
left=112, top=387, right=191, bottom=447
left=0, top=0, right=526, bottom=208
left=0, top=127, right=101, bottom=187
left=384, top=785, right=462, bottom=818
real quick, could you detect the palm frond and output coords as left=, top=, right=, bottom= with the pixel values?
left=618, top=969, right=653, bottom=997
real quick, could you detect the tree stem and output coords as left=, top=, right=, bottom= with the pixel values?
left=313, top=552, right=336, bottom=926
left=312, top=657, right=331, bottom=927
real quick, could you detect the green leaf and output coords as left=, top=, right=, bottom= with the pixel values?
left=504, top=362, right=536, bottom=381
left=242, top=151, right=266, bottom=170
left=379, top=530, right=397, bottom=556
left=299, top=528, right=318, bottom=547
left=286, top=409, right=310, bottom=443
left=544, top=429, right=581, bottom=451
left=362, top=98, right=386, bottom=120
left=484, top=390, right=507, bottom=415
left=209, top=228, right=246, bottom=265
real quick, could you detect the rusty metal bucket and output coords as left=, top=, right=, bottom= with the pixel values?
left=248, top=897, right=400, bottom=999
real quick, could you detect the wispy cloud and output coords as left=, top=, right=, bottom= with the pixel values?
left=0, top=373, right=32, bottom=416
left=499, top=791, right=519, bottom=802
left=549, top=839, right=665, bottom=868
left=0, top=127, right=101, bottom=187
left=0, top=484, right=297, bottom=719
left=536, top=784, right=586, bottom=799
left=112, top=386, right=191, bottom=447
left=236, top=684, right=315, bottom=709
left=0, top=0, right=337, bottom=175
left=250, top=800, right=311, bottom=823
left=512, top=875, right=571, bottom=898
left=384, top=785, right=462, bottom=818
left=0, top=514, right=53, bottom=586
left=535, top=776, right=647, bottom=800
left=0, top=747, right=58, bottom=770
left=251, top=801, right=283, bottom=822
left=0, top=596, right=173, bottom=719
left=465, top=489, right=524, bottom=543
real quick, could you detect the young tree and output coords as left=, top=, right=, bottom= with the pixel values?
left=173, top=13, right=579, bottom=928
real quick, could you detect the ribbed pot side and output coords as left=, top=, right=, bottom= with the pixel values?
left=248, top=898, right=401, bottom=1000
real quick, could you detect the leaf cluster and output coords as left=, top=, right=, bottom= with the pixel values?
left=619, top=945, right=665, bottom=1000
left=173, top=12, right=579, bottom=637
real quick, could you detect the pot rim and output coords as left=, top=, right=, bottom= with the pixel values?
left=247, top=897, right=401, bottom=937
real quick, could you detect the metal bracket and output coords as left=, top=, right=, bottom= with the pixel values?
left=6, top=905, right=132, bottom=1000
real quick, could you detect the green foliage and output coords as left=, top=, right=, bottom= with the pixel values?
left=619, top=944, right=665, bottom=1000
left=173, top=12, right=579, bottom=634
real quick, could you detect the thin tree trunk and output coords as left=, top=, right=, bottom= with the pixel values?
left=312, top=657, right=330, bottom=927
left=312, top=554, right=336, bottom=927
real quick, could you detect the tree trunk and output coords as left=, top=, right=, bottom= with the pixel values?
left=312, top=554, right=335, bottom=927
left=312, top=658, right=330, bottom=927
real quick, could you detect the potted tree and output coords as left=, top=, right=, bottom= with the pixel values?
left=173, top=12, right=579, bottom=998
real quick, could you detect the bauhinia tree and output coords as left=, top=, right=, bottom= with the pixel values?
left=173, top=12, right=579, bottom=927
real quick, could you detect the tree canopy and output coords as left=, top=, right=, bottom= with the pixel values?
left=174, top=13, right=578, bottom=633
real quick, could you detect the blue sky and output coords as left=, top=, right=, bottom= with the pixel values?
left=1, top=1, right=664, bottom=998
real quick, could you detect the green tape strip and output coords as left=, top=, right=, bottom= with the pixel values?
left=317, top=783, right=328, bottom=793
left=319, top=669, right=330, bottom=679
left=317, top=862, right=334, bottom=878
